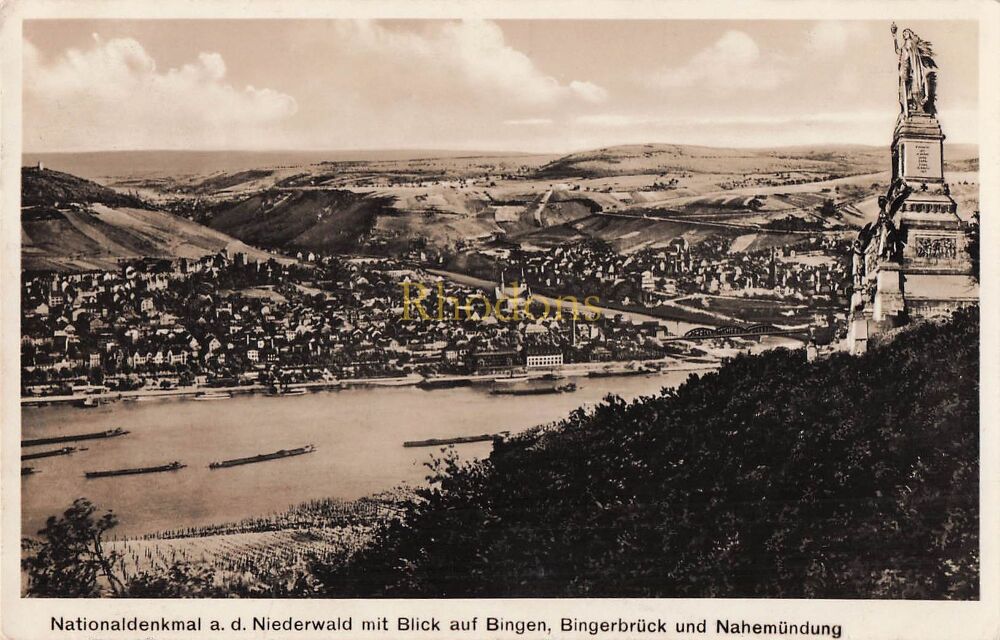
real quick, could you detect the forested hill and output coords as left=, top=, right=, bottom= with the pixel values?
left=22, top=166, right=148, bottom=209
left=318, top=307, right=979, bottom=599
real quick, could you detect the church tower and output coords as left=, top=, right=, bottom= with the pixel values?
left=847, top=24, right=978, bottom=354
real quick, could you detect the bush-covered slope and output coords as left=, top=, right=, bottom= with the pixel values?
left=205, top=189, right=394, bottom=253
left=319, top=308, right=979, bottom=599
left=21, top=167, right=275, bottom=272
left=22, top=166, right=147, bottom=209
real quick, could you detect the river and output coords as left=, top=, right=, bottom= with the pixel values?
left=21, top=370, right=696, bottom=537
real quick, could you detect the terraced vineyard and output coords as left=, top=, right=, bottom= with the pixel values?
left=106, top=491, right=410, bottom=587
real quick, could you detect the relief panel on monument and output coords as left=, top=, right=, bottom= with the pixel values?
left=913, top=234, right=958, bottom=260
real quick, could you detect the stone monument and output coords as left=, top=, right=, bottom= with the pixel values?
left=847, top=24, right=978, bottom=354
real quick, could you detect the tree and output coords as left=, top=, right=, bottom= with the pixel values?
left=125, top=561, right=228, bottom=598
left=312, top=308, right=979, bottom=599
left=819, top=198, right=838, bottom=216
left=88, top=366, right=104, bottom=385
left=22, top=498, right=125, bottom=597
left=967, top=211, right=980, bottom=282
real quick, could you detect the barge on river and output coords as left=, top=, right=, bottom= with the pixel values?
left=22, top=427, right=128, bottom=448
left=418, top=377, right=472, bottom=390
left=209, top=444, right=316, bottom=469
left=194, top=391, right=232, bottom=400
left=22, top=446, right=85, bottom=461
left=403, top=433, right=507, bottom=448
left=85, top=461, right=185, bottom=479
left=491, top=382, right=577, bottom=396
left=587, top=367, right=655, bottom=378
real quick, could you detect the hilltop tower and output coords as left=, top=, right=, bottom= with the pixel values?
left=847, top=24, right=978, bottom=355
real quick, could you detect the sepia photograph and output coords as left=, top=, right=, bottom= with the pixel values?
left=2, top=2, right=998, bottom=637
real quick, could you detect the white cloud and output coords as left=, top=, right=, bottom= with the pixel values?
left=805, top=22, right=869, bottom=55
left=647, top=30, right=790, bottom=92
left=504, top=118, right=554, bottom=126
left=577, top=110, right=896, bottom=129
left=24, top=37, right=298, bottom=151
left=569, top=80, right=608, bottom=104
left=335, top=20, right=606, bottom=108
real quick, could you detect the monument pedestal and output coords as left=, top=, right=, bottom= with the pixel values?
left=849, top=111, right=977, bottom=355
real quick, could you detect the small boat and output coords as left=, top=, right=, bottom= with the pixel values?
left=22, top=446, right=86, bottom=461
left=76, top=397, right=100, bottom=408
left=22, top=427, right=128, bottom=448
left=492, top=373, right=529, bottom=384
left=194, top=391, right=231, bottom=400
left=541, top=372, right=566, bottom=381
left=268, top=386, right=308, bottom=396
left=22, top=467, right=37, bottom=476
left=403, top=433, right=504, bottom=448
left=85, top=461, right=186, bottom=479
left=209, top=444, right=316, bottom=469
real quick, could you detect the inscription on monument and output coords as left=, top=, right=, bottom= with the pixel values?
left=903, top=140, right=942, bottom=180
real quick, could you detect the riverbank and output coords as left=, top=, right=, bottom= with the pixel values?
left=23, top=368, right=701, bottom=537
left=21, top=357, right=722, bottom=407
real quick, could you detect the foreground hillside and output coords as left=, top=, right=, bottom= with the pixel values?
left=21, top=167, right=274, bottom=271
left=318, top=308, right=979, bottom=599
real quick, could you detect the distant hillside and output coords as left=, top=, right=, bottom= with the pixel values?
left=317, top=308, right=979, bottom=599
left=21, top=167, right=274, bottom=272
left=22, top=166, right=148, bottom=209
left=23, top=149, right=551, bottom=181
left=535, top=143, right=978, bottom=179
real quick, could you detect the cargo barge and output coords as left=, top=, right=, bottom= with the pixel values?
left=85, top=461, right=185, bottom=479
left=21, top=427, right=128, bottom=448
left=491, top=382, right=577, bottom=396
left=194, top=391, right=232, bottom=400
left=418, top=377, right=472, bottom=390
left=587, top=368, right=651, bottom=378
left=209, top=444, right=316, bottom=469
left=403, top=433, right=505, bottom=448
left=22, top=446, right=85, bottom=461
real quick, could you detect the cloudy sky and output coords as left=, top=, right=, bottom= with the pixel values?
left=23, top=19, right=978, bottom=153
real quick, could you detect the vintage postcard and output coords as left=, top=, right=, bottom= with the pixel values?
left=1, top=0, right=997, bottom=639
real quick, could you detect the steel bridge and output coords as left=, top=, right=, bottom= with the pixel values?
left=664, top=323, right=813, bottom=342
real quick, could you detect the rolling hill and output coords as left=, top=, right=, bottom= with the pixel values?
left=534, top=143, right=979, bottom=179
left=21, top=141, right=978, bottom=261
left=21, top=167, right=275, bottom=272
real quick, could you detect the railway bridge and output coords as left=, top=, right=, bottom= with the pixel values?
left=666, top=323, right=813, bottom=342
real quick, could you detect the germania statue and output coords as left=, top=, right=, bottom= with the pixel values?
left=892, top=23, right=938, bottom=117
